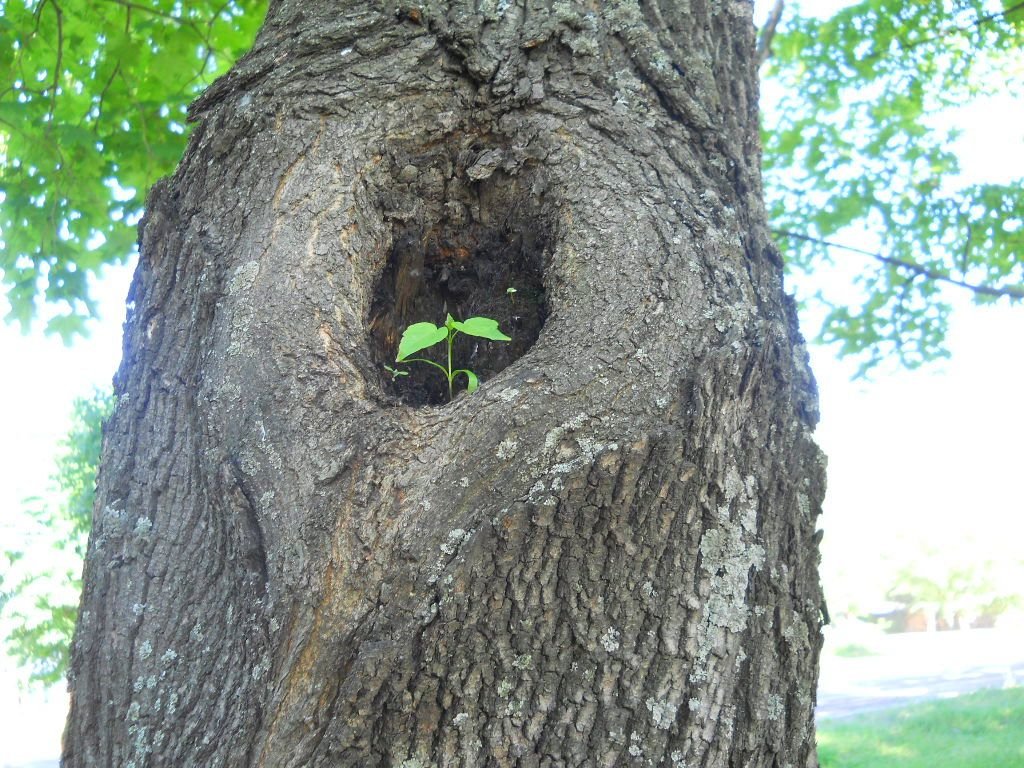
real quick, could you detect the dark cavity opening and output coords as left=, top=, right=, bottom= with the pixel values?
left=369, top=221, right=548, bottom=406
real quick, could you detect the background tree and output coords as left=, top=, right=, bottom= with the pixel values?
left=762, top=0, right=1024, bottom=373
left=885, top=554, right=1023, bottom=631
left=1, top=388, right=113, bottom=685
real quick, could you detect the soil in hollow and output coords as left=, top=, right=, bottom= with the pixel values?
left=368, top=222, right=548, bottom=406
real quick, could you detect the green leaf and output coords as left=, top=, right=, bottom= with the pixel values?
left=456, top=369, right=480, bottom=394
left=451, top=316, right=512, bottom=342
left=0, top=0, right=268, bottom=336
left=396, top=322, right=449, bottom=361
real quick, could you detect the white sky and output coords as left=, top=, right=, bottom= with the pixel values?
left=751, top=0, right=1024, bottom=611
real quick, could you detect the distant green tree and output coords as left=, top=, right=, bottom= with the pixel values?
left=0, top=0, right=265, bottom=338
left=886, top=555, right=1023, bottom=630
left=762, top=0, right=1024, bottom=373
left=2, top=389, right=113, bottom=685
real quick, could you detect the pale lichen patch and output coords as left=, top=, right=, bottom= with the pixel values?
left=766, top=693, right=786, bottom=721
left=228, top=260, right=260, bottom=294
left=689, top=665, right=708, bottom=684
left=698, top=525, right=765, bottom=632
left=440, top=528, right=471, bottom=555
left=628, top=731, right=644, bottom=757
left=723, top=465, right=744, bottom=501
left=496, top=386, right=520, bottom=402
left=797, top=492, right=811, bottom=520
left=646, top=696, right=679, bottom=729
left=512, top=654, right=532, bottom=670
left=496, top=438, right=518, bottom=459
left=543, top=412, right=590, bottom=454
left=600, top=627, right=621, bottom=652
left=734, top=647, right=747, bottom=671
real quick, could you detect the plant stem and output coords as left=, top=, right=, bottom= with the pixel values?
left=447, top=332, right=454, bottom=401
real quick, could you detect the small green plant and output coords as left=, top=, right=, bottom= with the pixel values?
left=392, top=314, right=511, bottom=400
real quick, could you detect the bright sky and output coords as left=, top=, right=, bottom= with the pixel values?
left=752, top=0, right=1024, bottom=614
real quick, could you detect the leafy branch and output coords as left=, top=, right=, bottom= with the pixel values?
left=0, top=0, right=267, bottom=339
left=773, top=230, right=1024, bottom=300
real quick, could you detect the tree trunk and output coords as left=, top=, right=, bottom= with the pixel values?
left=65, top=2, right=826, bottom=766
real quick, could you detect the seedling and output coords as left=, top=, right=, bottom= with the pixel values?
left=393, top=314, right=511, bottom=401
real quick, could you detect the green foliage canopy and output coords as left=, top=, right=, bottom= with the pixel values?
left=763, top=0, right=1024, bottom=373
left=2, top=0, right=1021, bottom=366
left=0, top=0, right=265, bottom=339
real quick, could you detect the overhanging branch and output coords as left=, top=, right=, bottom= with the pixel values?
left=772, top=229, right=1024, bottom=300
left=885, top=1, right=1024, bottom=58
left=756, top=0, right=785, bottom=66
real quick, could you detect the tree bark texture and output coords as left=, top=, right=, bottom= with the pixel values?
left=66, top=1, right=826, bottom=766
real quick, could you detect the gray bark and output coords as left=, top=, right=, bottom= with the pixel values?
left=65, top=1, right=826, bottom=766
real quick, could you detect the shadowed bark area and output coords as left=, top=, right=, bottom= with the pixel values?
left=65, top=1, right=827, bottom=766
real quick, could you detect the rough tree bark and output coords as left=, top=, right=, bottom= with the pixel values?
left=65, top=1, right=826, bottom=766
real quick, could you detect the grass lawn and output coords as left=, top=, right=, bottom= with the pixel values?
left=817, top=687, right=1024, bottom=767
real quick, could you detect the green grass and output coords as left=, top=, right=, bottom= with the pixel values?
left=817, top=688, right=1024, bottom=768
